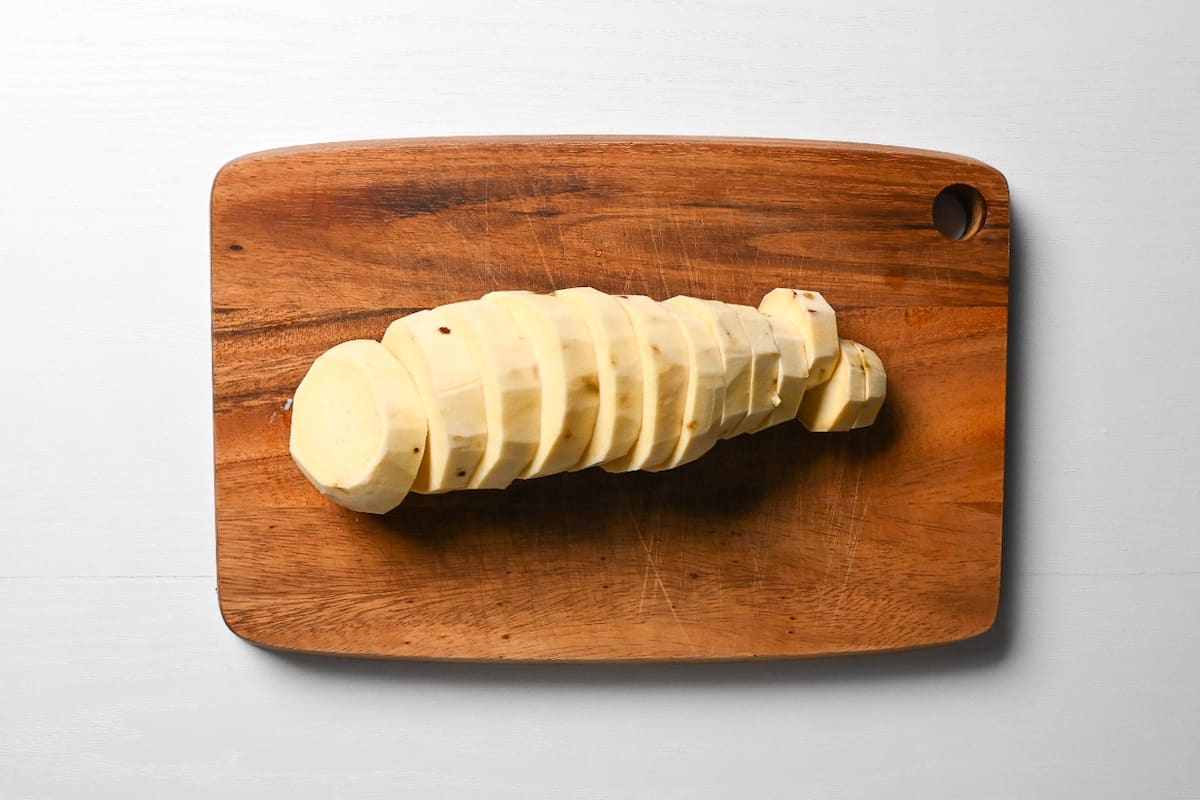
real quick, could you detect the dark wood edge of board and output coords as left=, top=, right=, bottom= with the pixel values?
left=210, top=135, right=1009, bottom=191
left=215, top=598, right=1000, bottom=664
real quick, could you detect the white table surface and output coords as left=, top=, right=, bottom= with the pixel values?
left=4, top=1, right=1198, bottom=797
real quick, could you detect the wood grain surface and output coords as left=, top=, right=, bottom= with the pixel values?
left=211, top=136, right=1009, bottom=661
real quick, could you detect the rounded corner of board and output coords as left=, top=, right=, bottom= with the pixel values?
left=216, top=588, right=271, bottom=650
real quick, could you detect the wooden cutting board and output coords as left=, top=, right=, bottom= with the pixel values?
left=211, top=137, right=1009, bottom=661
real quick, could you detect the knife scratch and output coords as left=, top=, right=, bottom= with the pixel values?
left=629, top=503, right=697, bottom=654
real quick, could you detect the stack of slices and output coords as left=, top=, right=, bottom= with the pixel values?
left=289, top=288, right=886, bottom=513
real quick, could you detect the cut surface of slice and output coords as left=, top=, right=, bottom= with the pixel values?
left=663, top=295, right=752, bottom=438
left=289, top=339, right=427, bottom=513
left=797, top=338, right=868, bottom=432
left=852, top=343, right=887, bottom=429
left=552, top=287, right=643, bottom=469
left=645, top=304, right=725, bottom=471
left=438, top=299, right=541, bottom=488
left=483, top=290, right=599, bottom=478
left=758, top=288, right=839, bottom=388
left=381, top=309, right=487, bottom=493
left=602, top=295, right=689, bottom=473
left=756, top=304, right=810, bottom=430
left=725, top=304, right=782, bottom=437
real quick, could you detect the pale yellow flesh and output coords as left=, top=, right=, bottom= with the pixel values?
left=725, top=304, right=782, bottom=437
left=797, top=339, right=868, bottom=432
left=645, top=304, right=726, bottom=471
left=552, top=287, right=643, bottom=469
left=483, top=291, right=599, bottom=478
left=758, top=288, right=839, bottom=388
left=381, top=309, right=487, bottom=493
left=602, top=295, right=689, bottom=472
left=288, top=340, right=427, bottom=514
left=663, top=296, right=752, bottom=438
left=756, top=307, right=810, bottom=430
left=852, top=343, right=887, bottom=429
left=438, top=299, right=541, bottom=489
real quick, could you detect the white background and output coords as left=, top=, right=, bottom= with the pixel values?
left=3, top=1, right=1198, bottom=797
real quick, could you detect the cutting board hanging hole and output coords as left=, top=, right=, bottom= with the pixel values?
left=933, top=183, right=987, bottom=240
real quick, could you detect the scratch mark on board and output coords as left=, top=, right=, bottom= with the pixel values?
left=628, top=505, right=697, bottom=654
left=673, top=218, right=699, bottom=296
left=638, top=548, right=653, bottom=614
left=520, top=196, right=555, bottom=289
left=836, top=462, right=869, bottom=609
left=840, top=499, right=867, bottom=596
left=483, top=170, right=493, bottom=287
